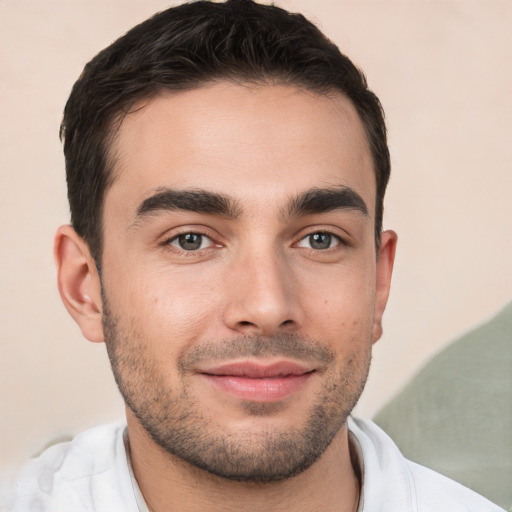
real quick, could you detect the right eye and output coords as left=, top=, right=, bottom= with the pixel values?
left=167, top=232, right=213, bottom=251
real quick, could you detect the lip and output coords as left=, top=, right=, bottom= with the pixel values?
left=198, top=361, right=315, bottom=402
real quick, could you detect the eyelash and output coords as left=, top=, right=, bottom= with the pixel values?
left=162, top=228, right=347, bottom=255
left=295, top=231, right=346, bottom=251
left=162, top=231, right=217, bottom=254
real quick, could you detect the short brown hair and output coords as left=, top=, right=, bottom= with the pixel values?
left=61, top=0, right=390, bottom=262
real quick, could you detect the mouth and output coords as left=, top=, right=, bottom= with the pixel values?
left=198, top=361, right=316, bottom=402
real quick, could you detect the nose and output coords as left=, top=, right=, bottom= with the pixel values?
left=222, top=246, right=303, bottom=336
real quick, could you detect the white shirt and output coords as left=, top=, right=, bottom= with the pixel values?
left=3, top=418, right=505, bottom=511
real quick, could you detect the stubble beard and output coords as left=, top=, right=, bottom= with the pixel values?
left=102, top=301, right=371, bottom=483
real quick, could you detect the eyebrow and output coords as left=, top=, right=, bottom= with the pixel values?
left=133, top=185, right=368, bottom=225
left=287, top=186, right=368, bottom=217
left=135, top=188, right=242, bottom=221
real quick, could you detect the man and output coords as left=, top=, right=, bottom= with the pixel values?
left=6, top=1, right=503, bottom=510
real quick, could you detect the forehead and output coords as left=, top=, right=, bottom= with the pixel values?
left=106, top=82, right=376, bottom=219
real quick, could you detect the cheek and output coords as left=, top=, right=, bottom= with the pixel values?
left=149, top=290, right=213, bottom=340
left=301, top=260, right=376, bottom=344
left=107, top=264, right=224, bottom=348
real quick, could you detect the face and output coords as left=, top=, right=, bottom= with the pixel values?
left=98, top=83, right=394, bottom=481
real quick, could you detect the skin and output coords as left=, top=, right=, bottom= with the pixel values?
left=55, top=83, right=396, bottom=511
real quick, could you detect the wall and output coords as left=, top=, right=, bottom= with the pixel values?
left=1, top=0, right=510, bottom=473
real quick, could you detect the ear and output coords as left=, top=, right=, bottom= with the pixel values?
left=54, top=225, right=104, bottom=343
left=372, top=230, right=397, bottom=343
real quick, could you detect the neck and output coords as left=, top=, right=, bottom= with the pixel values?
left=125, top=411, right=360, bottom=512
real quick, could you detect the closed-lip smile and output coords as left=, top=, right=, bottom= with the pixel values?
left=198, top=360, right=316, bottom=402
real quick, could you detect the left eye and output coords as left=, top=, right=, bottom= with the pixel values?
left=297, top=232, right=341, bottom=250
left=168, top=233, right=212, bottom=251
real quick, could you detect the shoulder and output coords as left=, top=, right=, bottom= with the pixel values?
left=4, top=422, right=137, bottom=512
left=348, top=417, right=505, bottom=512
left=407, top=460, right=505, bottom=512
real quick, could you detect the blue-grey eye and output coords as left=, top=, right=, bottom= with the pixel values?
left=298, top=232, right=340, bottom=250
left=170, top=233, right=210, bottom=251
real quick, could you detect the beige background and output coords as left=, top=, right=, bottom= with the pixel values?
left=1, top=0, right=511, bottom=475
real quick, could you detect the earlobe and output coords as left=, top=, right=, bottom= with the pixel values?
left=54, top=225, right=104, bottom=343
left=372, top=230, right=397, bottom=343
